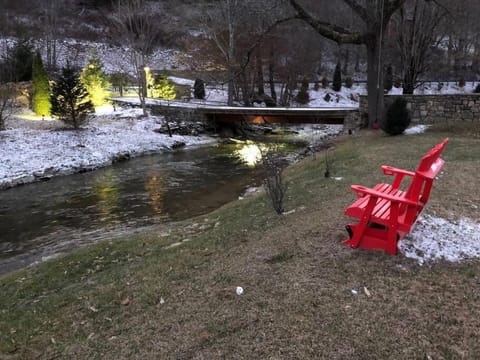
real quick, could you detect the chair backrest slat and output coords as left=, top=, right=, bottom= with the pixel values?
left=405, top=138, right=448, bottom=203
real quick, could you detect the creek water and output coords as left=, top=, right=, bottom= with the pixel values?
left=0, top=141, right=303, bottom=274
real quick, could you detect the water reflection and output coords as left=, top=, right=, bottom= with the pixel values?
left=233, top=141, right=287, bottom=167
left=94, top=169, right=121, bottom=221
left=145, top=175, right=166, bottom=215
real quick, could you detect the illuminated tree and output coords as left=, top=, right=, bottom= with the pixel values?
left=50, top=65, right=94, bottom=129
left=32, top=50, right=51, bottom=116
left=150, top=74, right=176, bottom=100
left=80, top=51, right=111, bottom=107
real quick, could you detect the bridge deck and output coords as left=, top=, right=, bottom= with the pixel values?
left=110, top=98, right=357, bottom=124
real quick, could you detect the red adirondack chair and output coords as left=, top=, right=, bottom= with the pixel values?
left=343, top=138, right=449, bottom=255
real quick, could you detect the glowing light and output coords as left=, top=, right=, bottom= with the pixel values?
left=144, top=66, right=150, bottom=73
left=235, top=143, right=263, bottom=167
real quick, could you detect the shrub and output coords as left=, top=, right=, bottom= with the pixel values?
left=321, top=77, right=328, bottom=88
left=459, top=77, right=466, bottom=88
left=313, top=81, right=320, bottom=91
left=193, top=78, right=205, bottom=99
left=345, top=77, right=353, bottom=89
left=262, top=146, right=286, bottom=215
left=332, top=62, right=342, bottom=91
left=295, top=77, right=310, bottom=104
left=382, top=97, right=411, bottom=136
left=474, top=84, right=480, bottom=93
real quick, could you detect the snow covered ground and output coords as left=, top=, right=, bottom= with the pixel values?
left=0, top=106, right=214, bottom=190
left=399, top=214, right=480, bottom=265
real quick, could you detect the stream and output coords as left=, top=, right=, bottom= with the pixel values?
left=0, top=140, right=304, bottom=274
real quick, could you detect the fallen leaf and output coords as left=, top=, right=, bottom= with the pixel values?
left=121, top=298, right=130, bottom=306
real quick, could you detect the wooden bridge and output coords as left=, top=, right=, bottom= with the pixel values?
left=111, top=98, right=359, bottom=126
left=198, top=105, right=357, bottom=125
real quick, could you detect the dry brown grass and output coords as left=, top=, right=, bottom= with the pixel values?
left=1, top=123, right=480, bottom=359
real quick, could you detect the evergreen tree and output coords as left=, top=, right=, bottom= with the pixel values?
left=2, top=40, right=34, bottom=82
left=295, top=77, right=310, bottom=104
left=193, top=78, right=206, bottom=99
left=332, top=62, right=342, bottom=92
left=32, top=51, right=51, bottom=116
left=80, top=51, right=111, bottom=107
left=109, top=72, right=130, bottom=97
left=50, top=65, right=94, bottom=129
left=150, top=74, right=176, bottom=100
left=384, top=64, right=393, bottom=92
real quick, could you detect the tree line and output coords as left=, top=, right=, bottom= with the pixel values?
left=2, top=0, right=480, bottom=128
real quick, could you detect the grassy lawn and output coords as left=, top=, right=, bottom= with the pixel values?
left=1, top=123, right=479, bottom=359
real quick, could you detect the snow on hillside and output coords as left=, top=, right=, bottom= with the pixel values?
left=0, top=37, right=191, bottom=74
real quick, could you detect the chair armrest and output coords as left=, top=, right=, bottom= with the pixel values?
left=381, top=165, right=415, bottom=178
left=351, top=185, right=418, bottom=206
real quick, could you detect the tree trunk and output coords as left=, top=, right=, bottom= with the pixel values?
left=365, top=33, right=384, bottom=128
left=227, top=67, right=235, bottom=106
left=268, top=48, right=277, bottom=103
left=256, top=54, right=264, bottom=96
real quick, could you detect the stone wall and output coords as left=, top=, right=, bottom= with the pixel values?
left=150, top=105, right=209, bottom=123
left=359, top=94, right=480, bottom=123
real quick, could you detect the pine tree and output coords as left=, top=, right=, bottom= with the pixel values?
left=80, top=51, right=111, bottom=107
left=50, top=66, right=94, bottom=129
left=332, top=62, right=342, bottom=92
left=32, top=51, right=51, bottom=116
left=151, top=75, right=176, bottom=100
left=193, top=78, right=206, bottom=99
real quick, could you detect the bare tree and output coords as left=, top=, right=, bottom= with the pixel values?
left=287, top=0, right=408, bottom=127
left=199, top=0, right=294, bottom=106
left=396, top=0, right=446, bottom=94
left=109, top=0, right=164, bottom=116
left=0, top=83, right=16, bottom=131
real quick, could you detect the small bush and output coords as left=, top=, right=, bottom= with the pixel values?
left=313, top=81, right=320, bottom=91
left=382, top=97, right=411, bottom=136
left=332, top=62, right=342, bottom=91
left=321, top=77, right=328, bottom=88
left=345, top=77, right=353, bottom=89
left=262, top=147, right=286, bottom=215
left=474, top=84, right=480, bottom=93
left=295, top=77, right=310, bottom=104
left=459, top=77, right=466, bottom=88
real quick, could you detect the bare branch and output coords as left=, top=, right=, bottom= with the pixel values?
left=288, top=0, right=364, bottom=44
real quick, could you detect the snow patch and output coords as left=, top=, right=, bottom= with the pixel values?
left=399, top=214, right=480, bottom=265
left=404, top=124, right=430, bottom=135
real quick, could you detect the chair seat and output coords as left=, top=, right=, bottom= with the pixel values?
left=345, top=183, right=413, bottom=232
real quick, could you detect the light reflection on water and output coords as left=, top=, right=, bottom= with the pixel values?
left=0, top=140, right=303, bottom=273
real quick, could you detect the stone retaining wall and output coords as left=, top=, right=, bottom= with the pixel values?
left=359, top=94, right=480, bottom=123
